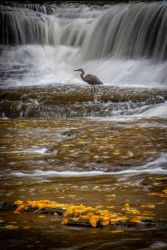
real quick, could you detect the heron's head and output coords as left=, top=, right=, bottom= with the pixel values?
left=74, top=69, right=84, bottom=72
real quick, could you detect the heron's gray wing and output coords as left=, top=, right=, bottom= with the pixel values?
left=85, top=74, right=103, bottom=85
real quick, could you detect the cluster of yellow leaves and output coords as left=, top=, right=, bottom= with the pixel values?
left=122, top=203, right=140, bottom=215
left=62, top=207, right=129, bottom=228
left=121, top=203, right=156, bottom=221
left=129, top=216, right=143, bottom=223
left=14, top=200, right=66, bottom=213
left=61, top=204, right=146, bottom=227
left=63, top=204, right=95, bottom=217
left=13, top=200, right=157, bottom=228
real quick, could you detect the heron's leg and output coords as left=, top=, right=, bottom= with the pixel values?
left=91, top=85, right=95, bottom=94
left=90, top=85, right=96, bottom=95
left=91, top=86, right=93, bottom=94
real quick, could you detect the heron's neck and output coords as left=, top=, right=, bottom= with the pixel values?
left=80, top=70, right=85, bottom=81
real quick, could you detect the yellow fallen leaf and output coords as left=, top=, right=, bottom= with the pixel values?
left=98, top=209, right=110, bottom=215
left=95, top=205, right=104, bottom=209
left=110, top=213, right=118, bottom=219
left=110, top=215, right=128, bottom=224
left=80, top=215, right=89, bottom=221
left=14, top=200, right=24, bottom=205
left=61, top=219, right=69, bottom=225
left=149, top=192, right=167, bottom=198
left=129, top=209, right=141, bottom=215
left=38, top=215, right=46, bottom=218
left=105, top=194, right=116, bottom=197
left=63, top=207, right=74, bottom=216
left=107, top=206, right=114, bottom=209
left=122, top=203, right=140, bottom=214
left=130, top=216, right=143, bottom=223
left=111, top=229, right=124, bottom=233
left=86, top=213, right=95, bottom=218
left=4, top=225, right=19, bottom=230
left=118, top=215, right=128, bottom=223
left=18, top=125, right=25, bottom=129
left=102, top=219, right=110, bottom=226
left=142, top=211, right=155, bottom=216
left=89, top=215, right=100, bottom=228
left=71, top=217, right=79, bottom=222
left=14, top=204, right=27, bottom=213
left=140, top=204, right=155, bottom=209
left=122, top=203, right=130, bottom=211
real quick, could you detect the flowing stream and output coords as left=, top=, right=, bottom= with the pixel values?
left=0, top=1, right=167, bottom=250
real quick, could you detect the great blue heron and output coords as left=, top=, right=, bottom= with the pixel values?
left=74, top=68, right=103, bottom=93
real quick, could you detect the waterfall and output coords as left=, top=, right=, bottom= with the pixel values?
left=0, top=2, right=167, bottom=61
left=82, top=2, right=167, bottom=61
left=0, top=6, right=59, bottom=45
left=0, top=2, right=167, bottom=88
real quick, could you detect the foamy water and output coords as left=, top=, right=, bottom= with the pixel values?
left=2, top=154, right=166, bottom=180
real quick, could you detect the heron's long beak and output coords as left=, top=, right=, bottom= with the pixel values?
left=74, top=69, right=80, bottom=71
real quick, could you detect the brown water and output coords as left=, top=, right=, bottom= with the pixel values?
left=0, top=86, right=167, bottom=250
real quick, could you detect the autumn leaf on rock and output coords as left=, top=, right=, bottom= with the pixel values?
left=130, top=216, right=143, bottom=223
left=89, top=215, right=100, bottom=228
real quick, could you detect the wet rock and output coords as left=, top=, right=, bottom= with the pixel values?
left=0, top=202, right=17, bottom=212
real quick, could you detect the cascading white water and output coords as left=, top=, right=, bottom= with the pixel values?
left=0, top=2, right=167, bottom=88
left=82, top=2, right=167, bottom=61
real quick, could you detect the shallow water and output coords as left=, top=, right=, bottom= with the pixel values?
left=0, top=1, right=167, bottom=249
left=0, top=89, right=167, bottom=249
